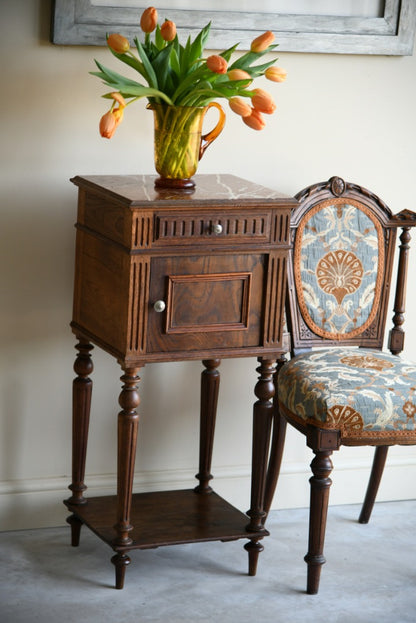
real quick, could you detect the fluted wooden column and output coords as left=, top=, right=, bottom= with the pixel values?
left=66, top=338, right=93, bottom=546
left=245, top=357, right=275, bottom=576
left=194, top=359, right=221, bottom=494
left=111, top=367, right=141, bottom=589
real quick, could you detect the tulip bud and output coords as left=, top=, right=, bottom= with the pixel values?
left=140, top=7, right=158, bottom=33
left=250, top=30, right=275, bottom=53
left=229, top=97, right=252, bottom=118
left=160, top=20, right=176, bottom=41
left=206, top=55, right=228, bottom=74
left=242, top=108, right=266, bottom=131
left=107, top=33, right=130, bottom=54
left=265, top=66, right=287, bottom=83
left=227, top=69, right=252, bottom=83
left=99, top=105, right=124, bottom=139
left=99, top=111, right=117, bottom=139
left=251, top=88, right=276, bottom=114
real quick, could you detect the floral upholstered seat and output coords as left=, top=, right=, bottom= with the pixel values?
left=261, top=176, right=416, bottom=595
left=278, top=347, right=416, bottom=445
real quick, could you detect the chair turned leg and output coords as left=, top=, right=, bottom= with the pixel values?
left=304, top=450, right=333, bottom=595
left=262, top=414, right=287, bottom=524
left=262, top=354, right=288, bottom=525
left=359, top=446, right=388, bottom=524
left=111, top=553, right=131, bottom=590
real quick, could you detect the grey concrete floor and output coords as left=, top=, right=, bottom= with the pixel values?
left=1, top=500, right=415, bottom=623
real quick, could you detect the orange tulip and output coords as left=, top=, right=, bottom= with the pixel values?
left=140, top=7, right=158, bottom=33
left=99, top=104, right=124, bottom=139
left=99, top=111, right=117, bottom=138
left=107, top=33, right=130, bottom=54
left=250, top=30, right=275, bottom=53
left=251, top=88, right=276, bottom=114
left=228, top=69, right=252, bottom=83
left=160, top=20, right=176, bottom=41
left=242, top=108, right=266, bottom=131
left=206, top=55, right=228, bottom=74
left=265, top=66, right=287, bottom=83
left=229, top=97, right=252, bottom=118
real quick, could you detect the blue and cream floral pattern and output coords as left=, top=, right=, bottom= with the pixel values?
left=294, top=198, right=384, bottom=339
left=278, top=348, right=416, bottom=444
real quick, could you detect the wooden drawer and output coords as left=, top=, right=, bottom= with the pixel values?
left=153, top=210, right=272, bottom=246
left=78, top=202, right=290, bottom=250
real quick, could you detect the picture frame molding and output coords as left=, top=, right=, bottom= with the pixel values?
left=51, top=0, right=416, bottom=55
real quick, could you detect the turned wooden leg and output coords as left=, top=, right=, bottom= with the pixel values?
left=262, top=354, right=288, bottom=524
left=304, top=450, right=333, bottom=595
left=111, top=553, right=131, bottom=590
left=245, top=357, right=276, bottom=576
left=195, top=359, right=221, bottom=494
left=65, top=338, right=94, bottom=543
left=112, top=367, right=140, bottom=588
left=359, top=446, right=389, bottom=524
left=66, top=514, right=83, bottom=547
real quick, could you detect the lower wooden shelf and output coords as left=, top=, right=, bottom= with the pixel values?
left=64, top=489, right=269, bottom=552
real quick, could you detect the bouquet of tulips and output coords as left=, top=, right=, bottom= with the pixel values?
left=92, top=6, right=286, bottom=139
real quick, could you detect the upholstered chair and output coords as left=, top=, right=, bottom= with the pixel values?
left=264, top=176, right=416, bottom=594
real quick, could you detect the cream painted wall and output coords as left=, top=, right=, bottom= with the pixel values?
left=1, top=0, right=416, bottom=530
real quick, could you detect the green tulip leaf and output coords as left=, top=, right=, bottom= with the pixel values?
left=134, top=37, right=159, bottom=89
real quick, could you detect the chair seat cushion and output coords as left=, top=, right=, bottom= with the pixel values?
left=278, top=348, right=416, bottom=444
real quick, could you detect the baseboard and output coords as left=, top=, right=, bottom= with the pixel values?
left=1, top=456, right=416, bottom=531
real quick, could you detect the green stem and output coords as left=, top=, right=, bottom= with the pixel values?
left=152, top=104, right=205, bottom=179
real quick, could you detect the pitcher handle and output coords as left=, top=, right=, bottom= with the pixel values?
left=199, top=102, right=226, bottom=160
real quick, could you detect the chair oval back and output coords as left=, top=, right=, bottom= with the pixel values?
left=288, top=177, right=397, bottom=350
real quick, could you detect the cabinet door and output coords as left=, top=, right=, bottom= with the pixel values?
left=147, top=254, right=266, bottom=353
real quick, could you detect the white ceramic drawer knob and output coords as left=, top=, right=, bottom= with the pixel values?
left=153, top=300, right=166, bottom=313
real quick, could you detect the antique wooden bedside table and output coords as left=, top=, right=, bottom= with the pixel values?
left=65, top=174, right=297, bottom=588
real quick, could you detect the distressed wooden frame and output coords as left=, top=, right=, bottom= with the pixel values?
left=51, top=0, right=416, bottom=54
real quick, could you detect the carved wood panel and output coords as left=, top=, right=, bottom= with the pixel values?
left=128, top=258, right=150, bottom=353
left=263, top=253, right=287, bottom=347
left=147, top=254, right=265, bottom=353
left=165, top=272, right=251, bottom=334
left=132, top=215, right=152, bottom=249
